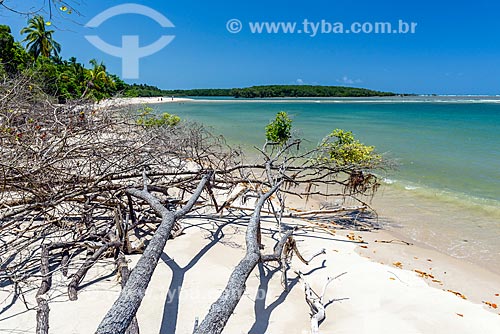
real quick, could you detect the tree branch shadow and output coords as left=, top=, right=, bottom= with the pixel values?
left=247, top=260, right=327, bottom=334
left=0, top=288, right=19, bottom=316
left=159, top=216, right=243, bottom=333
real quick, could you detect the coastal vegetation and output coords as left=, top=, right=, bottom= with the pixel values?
left=125, top=85, right=396, bottom=98
left=136, top=105, right=181, bottom=127
left=123, top=83, right=171, bottom=97
left=265, top=111, right=293, bottom=145
left=318, top=129, right=381, bottom=167
left=231, top=85, right=396, bottom=98
left=20, top=15, right=61, bottom=60
left=161, top=85, right=396, bottom=98
left=0, top=20, right=124, bottom=103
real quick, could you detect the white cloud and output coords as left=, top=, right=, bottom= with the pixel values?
left=336, top=76, right=362, bottom=85
left=290, top=78, right=318, bottom=85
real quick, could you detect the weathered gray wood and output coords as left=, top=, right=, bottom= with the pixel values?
left=95, top=174, right=211, bottom=334
left=60, top=249, right=70, bottom=277
left=68, top=240, right=121, bottom=301
left=194, top=182, right=282, bottom=334
left=297, top=271, right=346, bottom=334
left=116, top=253, right=140, bottom=334
left=260, top=229, right=295, bottom=262
left=261, top=229, right=296, bottom=291
left=36, top=245, right=51, bottom=334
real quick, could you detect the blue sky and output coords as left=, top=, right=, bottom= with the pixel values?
left=1, top=0, right=500, bottom=94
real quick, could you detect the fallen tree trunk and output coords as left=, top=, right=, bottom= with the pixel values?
left=36, top=245, right=51, bottom=334
left=194, top=182, right=282, bottom=334
left=116, top=253, right=140, bottom=334
left=95, top=173, right=211, bottom=334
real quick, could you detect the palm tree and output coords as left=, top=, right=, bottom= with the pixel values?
left=20, top=15, right=61, bottom=60
left=68, top=57, right=86, bottom=85
left=81, top=59, right=114, bottom=99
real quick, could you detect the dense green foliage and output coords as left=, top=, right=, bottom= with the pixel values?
left=264, top=112, right=381, bottom=166
left=265, top=111, right=293, bottom=145
left=318, top=129, right=381, bottom=166
left=136, top=105, right=181, bottom=127
left=163, top=88, right=234, bottom=97
left=125, top=85, right=396, bottom=99
left=231, top=85, right=395, bottom=98
left=157, top=85, right=396, bottom=98
left=123, top=87, right=234, bottom=98
left=1, top=21, right=122, bottom=103
left=20, top=16, right=61, bottom=60
left=0, top=25, right=32, bottom=75
left=124, top=83, right=170, bottom=97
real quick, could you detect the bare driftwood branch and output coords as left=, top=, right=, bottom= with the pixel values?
left=297, top=271, right=347, bottom=334
left=68, top=240, right=121, bottom=301
left=60, top=249, right=70, bottom=277
left=261, top=230, right=326, bottom=291
left=194, top=182, right=282, bottom=334
left=95, top=173, right=211, bottom=334
left=35, top=244, right=51, bottom=334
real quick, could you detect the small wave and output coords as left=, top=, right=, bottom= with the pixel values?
left=383, top=178, right=396, bottom=184
left=383, top=180, right=500, bottom=217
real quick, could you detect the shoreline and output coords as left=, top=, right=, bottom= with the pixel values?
left=97, top=96, right=196, bottom=108
left=106, top=95, right=500, bottom=277
left=286, top=184, right=500, bottom=269
left=352, top=228, right=500, bottom=311
left=282, top=181, right=500, bottom=311
left=101, top=96, right=500, bottom=106
left=371, top=184, right=500, bottom=276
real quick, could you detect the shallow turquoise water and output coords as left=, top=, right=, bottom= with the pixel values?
left=156, top=99, right=500, bottom=204
left=151, top=98, right=500, bottom=269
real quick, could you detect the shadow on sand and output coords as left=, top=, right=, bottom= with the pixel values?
left=247, top=260, right=327, bottom=334
left=159, top=216, right=243, bottom=333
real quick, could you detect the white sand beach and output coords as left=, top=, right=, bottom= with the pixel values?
left=97, top=97, right=195, bottom=108
left=1, top=213, right=499, bottom=334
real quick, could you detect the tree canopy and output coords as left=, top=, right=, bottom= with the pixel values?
left=21, top=15, right=61, bottom=60
left=137, top=85, right=397, bottom=98
left=230, top=85, right=396, bottom=98
left=317, top=129, right=381, bottom=167
left=1, top=21, right=124, bottom=103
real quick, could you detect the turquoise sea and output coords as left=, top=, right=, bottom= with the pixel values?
left=153, top=97, right=500, bottom=271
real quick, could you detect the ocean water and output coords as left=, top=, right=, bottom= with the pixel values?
left=153, top=98, right=500, bottom=270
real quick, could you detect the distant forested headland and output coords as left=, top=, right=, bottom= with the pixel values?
left=126, top=84, right=396, bottom=98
